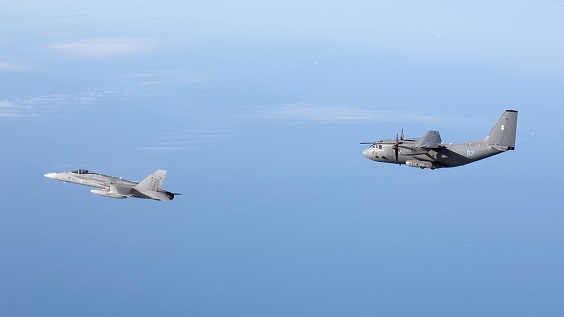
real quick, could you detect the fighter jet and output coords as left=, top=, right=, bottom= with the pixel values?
left=44, top=169, right=179, bottom=201
left=361, top=110, right=518, bottom=169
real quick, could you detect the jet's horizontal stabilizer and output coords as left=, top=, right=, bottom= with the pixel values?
left=131, top=188, right=174, bottom=202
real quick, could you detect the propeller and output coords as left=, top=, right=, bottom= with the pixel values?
left=360, top=129, right=406, bottom=164
left=392, top=129, right=404, bottom=163
left=392, top=133, right=400, bottom=163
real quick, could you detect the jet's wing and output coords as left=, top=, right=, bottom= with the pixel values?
left=134, top=169, right=167, bottom=191
left=415, top=130, right=442, bottom=148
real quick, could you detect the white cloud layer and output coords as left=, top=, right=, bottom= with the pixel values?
left=139, top=129, right=232, bottom=151
left=48, top=37, right=156, bottom=58
left=0, top=62, right=29, bottom=72
left=263, top=103, right=441, bottom=124
left=0, top=100, right=36, bottom=117
left=0, top=92, right=112, bottom=117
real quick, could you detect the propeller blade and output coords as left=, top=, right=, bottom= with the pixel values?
left=394, top=133, right=399, bottom=163
left=400, top=129, right=404, bottom=141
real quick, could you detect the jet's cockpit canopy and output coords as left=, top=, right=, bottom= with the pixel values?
left=71, top=169, right=90, bottom=174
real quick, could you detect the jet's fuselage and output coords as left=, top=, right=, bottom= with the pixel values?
left=44, top=172, right=136, bottom=189
left=44, top=169, right=178, bottom=201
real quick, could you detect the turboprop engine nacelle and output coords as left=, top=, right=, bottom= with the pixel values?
left=406, top=160, right=434, bottom=169
left=90, top=189, right=128, bottom=199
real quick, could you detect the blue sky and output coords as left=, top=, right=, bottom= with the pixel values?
left=1, top=1, right=564, bottom=316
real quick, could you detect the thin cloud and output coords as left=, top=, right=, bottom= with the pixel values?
left=139, top=129, right=232, bottom=152
left=0, top=91, right=114, bottom=118
left=0, top=14, right=88, bottom=22
left=48, top=37, right=156, bottom=58
left=0, top=100, right=36, bottom=117
left=263, top=103, right=441, bottom=124
left=0, top=96, right=68, bottom=117
left=0, top=62, right=30, bottom=72
left=0, top=73, right=188, bottom=119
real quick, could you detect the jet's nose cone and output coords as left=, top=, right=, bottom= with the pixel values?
left=44, top=173, right=57, bottom=179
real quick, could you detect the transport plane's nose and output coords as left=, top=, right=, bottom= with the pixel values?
left=44, top=173, right=57, bottom=179
left=362, top=148, right=371, bottom=159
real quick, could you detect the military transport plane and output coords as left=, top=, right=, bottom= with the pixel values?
left=44, top=169, right=179, bottom=201
left=361, top=110, right=518, bottom=169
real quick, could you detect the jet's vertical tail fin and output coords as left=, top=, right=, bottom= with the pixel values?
left=483, top=110, right=518, bottom=150
left=134, top=169, right=167, bottom=191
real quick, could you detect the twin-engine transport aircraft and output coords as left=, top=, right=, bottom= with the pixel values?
left=44, top=169, right=180, bottom=201
left=361, top=110, right=518, bottom=169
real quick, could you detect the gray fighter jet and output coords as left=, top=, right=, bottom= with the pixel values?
left=361, top=110, right=518, bottom=169
left=44, top=169, right=179, bottom=201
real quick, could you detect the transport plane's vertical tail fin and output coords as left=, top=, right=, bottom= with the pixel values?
left=483, top=110, right=518, bottom=150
